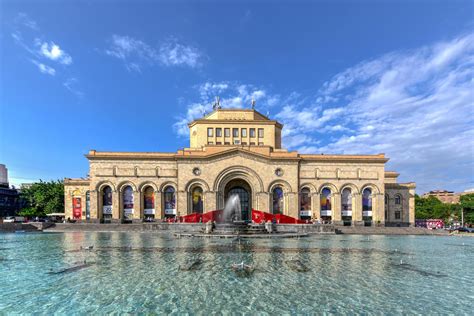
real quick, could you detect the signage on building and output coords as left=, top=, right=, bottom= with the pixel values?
left=342, top=210, right=352, bottom=216
left=103, top=205, right=112, bottom=214
left=165, top=208, right=177, bottom=215
left=144, top=208, right=155, bottom=215
left=363, top=211, right=373, bottom=217
left=299, top=210, right=312, bottom=217
left=321, top=210, right=332, bottom=216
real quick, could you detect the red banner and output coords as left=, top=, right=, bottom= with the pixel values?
left=73, top=197, right=82, bottom=219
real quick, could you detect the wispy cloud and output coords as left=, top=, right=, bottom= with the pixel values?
left=176, top=33, right=473, bottom=193
left=38, top=41, right=72, bottom=65
left=63, top=78, right=84, bottom=98
left=11, top=13, right=81, bottom=96
left=173, top=82, right=278, bottom=137
left=31, top=59, right=55, bottom=76
left=277, top=33, right=474, bottom=193
left=105, top=35, right=204, bottom=71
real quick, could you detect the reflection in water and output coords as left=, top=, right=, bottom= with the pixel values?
left=1, top=232, right=472, bottom=314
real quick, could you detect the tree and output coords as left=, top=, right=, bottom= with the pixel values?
left=460, top=193, right=474, bottom=225
left=415, top=194, right=461, bottom=224
left=19, top=180, right=64, bottom=217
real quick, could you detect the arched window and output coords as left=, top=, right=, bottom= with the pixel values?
left=299, top=188, right=311, bottom=219
left=395, top=195, right=401, bottom=205
left=192, top=187, right=204, bottom=214
left=143, top=187, right=155, bottom=218
left=320, top=188, right=332, bottom=211
left=342, top=188, right=352, bottom=211
left=85, top=191, right=90, bottom=220
left=362, top=188, right=372, bottom=212
left=102, top=186, right=113, bottom=218
left=122, top=186, right=134, bottom=220
left=72, top=189, right=82, bottom=220
left=385, top=194, right=389, bottom=205
left=272, top=186, right=284, bottom=214
left=164, top=186, right=176, bottom=217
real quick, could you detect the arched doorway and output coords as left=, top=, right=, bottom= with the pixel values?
left=224, top=179, right=252, bottom=221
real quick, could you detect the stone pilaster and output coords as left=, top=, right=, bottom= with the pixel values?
left=332, top=193, right=342, bottom=225
left=112, top=190, right=120, bottom=220
left=352, top=193, right=363, bottom=226
left=155, top=190, right=162, bottom=219
left=312, top=192, right=320, bottom=220
left=133, top=190, right=141, bottom=220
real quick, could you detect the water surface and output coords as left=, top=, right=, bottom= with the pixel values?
left=1, top=232, right=473, bottom=314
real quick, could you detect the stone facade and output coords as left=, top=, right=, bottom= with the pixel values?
left=64, top=109, right=415, bottom=226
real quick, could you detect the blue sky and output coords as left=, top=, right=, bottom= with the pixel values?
left=0, top=0, right=473, bottom=194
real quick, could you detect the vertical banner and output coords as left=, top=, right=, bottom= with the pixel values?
left=164, top=187, right=176, bottom=215
left=103, top=187, right=113, bottom=215
left=123, top=186, right=134, bottom=218
left=72, top=197, right=82, bottom=219
left=144, top=187, right=155, bottom=215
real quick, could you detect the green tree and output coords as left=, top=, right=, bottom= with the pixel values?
left=460, top=193, right=474, bottom=225
left=19, top=180, right=64, bottom=217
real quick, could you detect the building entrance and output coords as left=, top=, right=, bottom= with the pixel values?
left=224, top=179, right=252, bottom=221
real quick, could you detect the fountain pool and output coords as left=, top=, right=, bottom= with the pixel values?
left=0, top=232, right=473, bottom=314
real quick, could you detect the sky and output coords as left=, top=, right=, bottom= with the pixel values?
left=0, top=0, right=473, bottom=194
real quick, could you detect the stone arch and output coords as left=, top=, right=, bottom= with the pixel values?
left=117, top=181, right=138, bottom=192
left=268, top=179, right=293, bottom=193
left=361, top=183, right=381, bottom=194
left=213, top=166, right=264, bottom=193
left=159, top=181, right=178, bottom=192
left=96, top=181, right=116, bottom=192
left=318, top=183, right=339, bottom=194
left=138, top=181, right=159, bottom=192
left=299, top=182, right=317, bottom=193
left=185, top=178, right=210, bottom=192
left=339, top=183, right=359, bottom=194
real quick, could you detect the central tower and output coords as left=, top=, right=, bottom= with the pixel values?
left=187, top=109, right=283, bottom=149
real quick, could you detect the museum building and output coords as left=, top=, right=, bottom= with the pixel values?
left=64, top=108, right=415, bottom=226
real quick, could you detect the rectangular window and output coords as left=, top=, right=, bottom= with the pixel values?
left=233, top=140, right=240, bottom=145
left=208, top=141, right=214, bottom=145
left=216, top=141, right=222, bottom=145
left=395, top=211, right=401, bottom=219
left=233, top=128, right=239, bottom=137
left=241, top=128, right=247, bottom=137
left=242, top=142, right=247, bottom=145
left=250, top=128, right=256, bottom=138
left=224, top=128, right=230, bottom=137
left=250, top=142, right=255, bottom=145
left=224, top=142, right=230, bottom=145
left=207, top=128, right=213, bottom=137
left=216, top=128, right=222, bottom=137
left=258, top=128, right=264, bottom=138
left=258, top=142, right=264, bottom=146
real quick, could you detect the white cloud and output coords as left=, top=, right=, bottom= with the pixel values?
left=63, top=78, right=84, bottom=97
left=277, top=33, right=474, bottom=193
left=31, top=60, right=55, bottom=75
left=39, top=41, right=72, bottom=65
left=105, top=35, right=204, bottom=71
left=173, top=82, right=280, bottom=137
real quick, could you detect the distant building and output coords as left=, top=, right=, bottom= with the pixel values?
left=422, top=189, right=474, bottom=204
left=0, top=164, right=20, bottom=217
left=64, top=108, right=415, bottom=226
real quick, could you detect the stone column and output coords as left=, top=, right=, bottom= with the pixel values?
left=256, top=192, right=269, bottom=212
left=375, top=193, right=385, bottom=226
left=155, top=190, right=163, bottom=220
left=312, top=193, right=320, bottom=221
left=332, top=193, right=342, bottom=225
left=177, top=190, right=187, bottom=217
left=287, top=192, right=298, bottom=218
left=205, top=191, right=217, bottom=211
left=408, top=188, right=415, bottom=226
left=90, top=190, right=98, bottom=221
left=112, top=189, right=120, bottom=221
left=353, top=193, right=363, bottom=226
left=133, top=190, right=142, bottom=221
